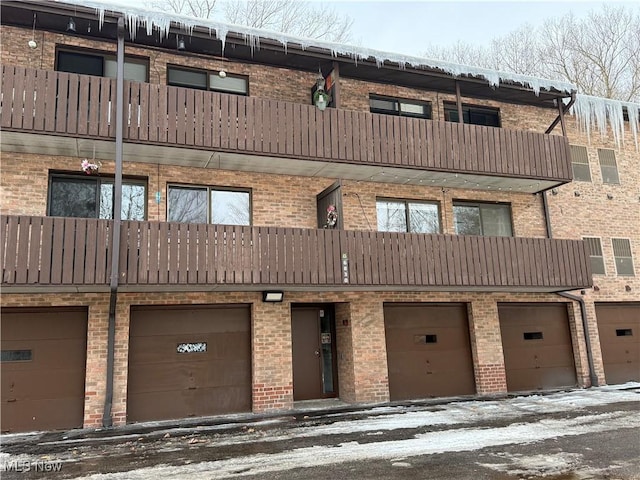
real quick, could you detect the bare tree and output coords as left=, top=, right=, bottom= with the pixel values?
left=147, top=0, right=353, bottom=43
left=422, top=5, right=640, bottom=101
left=148, top=0, right=218, bottom=18
left=540, top=6, right=640, bottom=101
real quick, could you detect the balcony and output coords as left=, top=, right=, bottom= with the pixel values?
left=0, top=65, right=572, bottom=193
left=1, top=215, right=592, bottom=293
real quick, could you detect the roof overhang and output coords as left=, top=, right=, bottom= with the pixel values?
left=1, top=0, right=574, bottom=109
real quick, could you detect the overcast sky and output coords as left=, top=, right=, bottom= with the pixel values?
left=326, top=0, right=636, bottom=56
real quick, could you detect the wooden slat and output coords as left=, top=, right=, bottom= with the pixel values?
left=11, top=67, right=27, bottom=129
left=1, top=65, right=16, bottom=128
left=98, top=77, right=112, bottom=137
left=26, top=216, right=43, bottom=284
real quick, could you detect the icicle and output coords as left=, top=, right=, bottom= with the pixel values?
left=53, top=0, right=576, bottom=95
left=571, top=94, right=640, bottom=151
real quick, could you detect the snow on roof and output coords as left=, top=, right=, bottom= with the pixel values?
left=51, top=0, right=575, bottom=96
left=46, top=0, right=639, bottom=150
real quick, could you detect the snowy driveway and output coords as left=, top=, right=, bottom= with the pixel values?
left=2, top=384, right=639, bottom=479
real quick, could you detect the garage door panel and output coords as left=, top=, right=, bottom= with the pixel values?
left=3, top=398, right=86, bottom=432
left=596, top=303, right=640, bottom=384
left=2, top=368, right=87, bottom=398
left=127, top=305, right=251, bottom=423
left=498, top=303, right=576, bottom=392
left=128, top=385, right=252, bottom=422
left=128, top=332, right=250, bottom=364
left=130, top=307, right=249, bottom=336
left=128, top=359, right=251, bottom=393
left=2, top=311, right=87, bottom=341
left=384, top=303, right=475, bottom=401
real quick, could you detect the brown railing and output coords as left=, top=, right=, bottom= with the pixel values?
left=1, top=215, right=592, bottom=290
left=0, top=65, right=572, bottom=181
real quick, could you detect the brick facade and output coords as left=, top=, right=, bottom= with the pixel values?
left=0, top=12, right=638, bottom=431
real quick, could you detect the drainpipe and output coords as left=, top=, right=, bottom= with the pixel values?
left=541, top=188, right=553, bottom=239
left=557, top=291, right=599, bottom=387
left=103, top=16, right=125, bottom=428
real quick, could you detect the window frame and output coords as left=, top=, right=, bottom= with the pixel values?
left=47, top=172, right=148, bottom=220
left=369, top=94, right=432, bottom=120
left=597, top=148, right=620, bottom=185
left=166, top=65, right=249, bottom=96
left=569, top=145, right=592, bottom=182
left=55, top=47, right=149, bottom=82
left=167, top=184, right=252, bottom=226
left=376, top=197, right=441, bottom=234
left=443, top=102, right=501, bottom=127
left=611, top=238, right=635, bottom=276
left=583, top=236, right=606, bottom=275
left=452, top=200, right=514, bottom=237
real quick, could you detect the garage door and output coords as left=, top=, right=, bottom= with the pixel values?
left=127, top=305, right=251, bottom=423
left=384, top=303, right=475, bottom=401
left=596, top=303, right=640, bottom=384
left=1, top=307, right=87, bottom=433
left=498, top=303, right=576, bottom=392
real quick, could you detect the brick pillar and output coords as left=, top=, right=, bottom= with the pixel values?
left=252, top=300, right=293, bottom=412
left=337, top=298, right=389, bottom=403
left=335, top=302, right=356, bottom=402
left=110, top=299, right=131, bottom=426
left=568, top=298, right=607, bottom=387
left=468, top=298, right=508, bottom=394
left=82, top=295, right=111, bottom=428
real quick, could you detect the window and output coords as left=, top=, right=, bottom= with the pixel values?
left=56, top=49, right=148, bottom=82
left=570, top=145, right=591, bottom=182
left=369, top=95, right=432, bottom=119
left=167, top=66, right=249, bottom=95
left=598, top=149, right=620, bottom=184
left=168, top=185, right=250, bottom=225
left=584, top=237, right=605, bottom=275
left=444, top=103, right=500, bottom=127
left=376, top=199, right=440, bottom=233
left=48, top=174, right=146, bottom=220
left=453, top=201, right=513, bottom=237
left=612, top=238, right=635, bottom=276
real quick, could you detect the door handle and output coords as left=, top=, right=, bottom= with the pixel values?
left=7, top=399, right=17, bottom=403
left=314, top=350, right=320, bottom=357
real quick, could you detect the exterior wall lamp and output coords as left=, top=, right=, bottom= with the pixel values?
left=262, top=291, right=284, bottom=302
left=66, top=17, right=76, bottom=32
left=313, top=74, right=330, bottom=111
left=177, top=36, right=186, bottom=51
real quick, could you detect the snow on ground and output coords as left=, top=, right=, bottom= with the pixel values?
left=2, top=384, right=638, bottom=479
left=71, top=411, right=640, bottom=479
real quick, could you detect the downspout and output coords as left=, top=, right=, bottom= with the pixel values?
left=557, top=291, right=599, bottom=387
left=103, top=16, right=125, bottom=428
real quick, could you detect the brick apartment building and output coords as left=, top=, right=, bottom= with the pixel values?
left=1, top=0, right=638, bottom=433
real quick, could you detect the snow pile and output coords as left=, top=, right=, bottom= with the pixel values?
left=572, top=94, right=640, bottom=150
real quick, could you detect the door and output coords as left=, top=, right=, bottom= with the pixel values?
left=127, top=305, right=251, bottom=423
left=384, top=303, right=476, bottom=401
left=596, top=303, right=640, bottom=384
left=291, top=306, right=337, bottom=401
left=1, top=307, right=87, bottom=433
left=499, top=303, right=577, bottom=392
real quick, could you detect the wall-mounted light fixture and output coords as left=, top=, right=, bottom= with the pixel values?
left=625, top=285, right=632, bottom=292
left=177, top=36, right=186, bottom=51
left=313, top=73, right=330, bottom=111
left=66, top=17, right=76, bottom=32
left=593, top=285, right=600, bottom=292
left=574, top=191, right=581, bottom=197
left=262, top=291, right=284, bottom=302
left=607, top=193, right=614, bottom=200
left=551, top=188, right=559, bottom=195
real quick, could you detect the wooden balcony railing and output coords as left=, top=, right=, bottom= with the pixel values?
left=0, top=65, right=572, bottom=182
left=1, top=216, right=592, bottom=291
